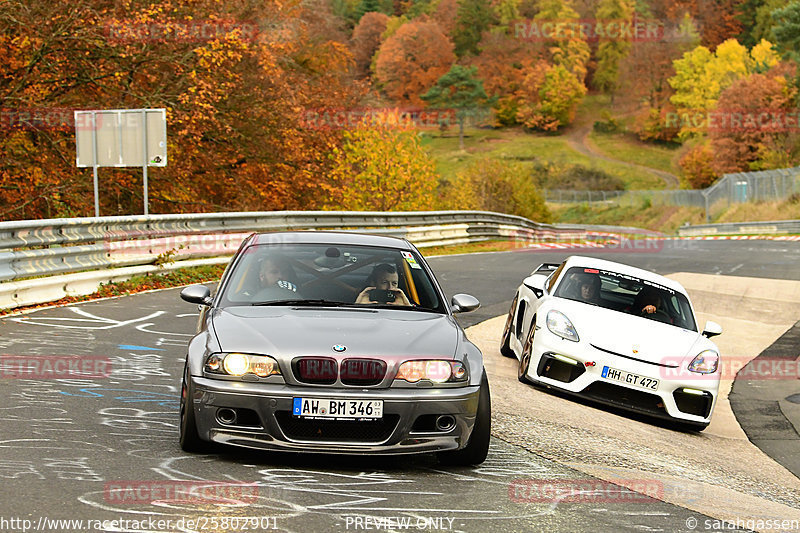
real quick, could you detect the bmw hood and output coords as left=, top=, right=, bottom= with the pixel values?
left=551, top=300, right=710, bottom=366
left=210, top=306, right=460, bottom=360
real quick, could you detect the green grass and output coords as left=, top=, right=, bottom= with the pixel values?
left=550, top=202, right=707, bottom=233
left=589, top=131, right=682, bottom=177
left=423, top=127, right=668, bottom=191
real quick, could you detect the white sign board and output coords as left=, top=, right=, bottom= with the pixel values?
left=75, top=109, right=167, bottom=168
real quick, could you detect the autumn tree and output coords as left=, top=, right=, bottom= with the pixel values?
left=709, top=71, right=797, bottom=174
left=669, top=46, right=717, bottom=124
left=516, top=62, right=587, bottom=130
left=669, top=38, right=780, bottom=137
left=493, top=0, right=522, bottom=32
left=421, top=65, right=492, bottom=149
left=351, top=11, right=390, bottom=77
left=467, top=32, right=544, bottom=126
left=452, top=0, right=497, bottom=57
left=324, top=114, right=439, bottom=210
left=374, top=19, right=455, bottom=105
left=432, top=0, right=459, bottom=35
left=534, top=0, right=591, bottom=83
left=592, top=0, right=635, bottom=94
left=660, top=0, right=744, bottom=48
left=440, top=157, right=551, bottom=221
left=679, top=144, right=718, bottom=188
left=619, top=14, right=699, bottom=141
left=0, top=0, right=361, bottom=219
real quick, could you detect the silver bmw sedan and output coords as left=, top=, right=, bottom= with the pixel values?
left=178, top=231, right=490, bottom=465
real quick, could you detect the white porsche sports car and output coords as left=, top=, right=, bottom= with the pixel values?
left=501, top=256, right=722, bottom=430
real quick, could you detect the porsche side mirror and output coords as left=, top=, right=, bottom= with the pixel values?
left=702, top=320, right=722, bottom=338
left=451, top=293, right=480, bottom=314
left=523, top=275, right=546, bottom=298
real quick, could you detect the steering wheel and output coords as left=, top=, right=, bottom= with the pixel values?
left=645, top=308, right=672, bottom=324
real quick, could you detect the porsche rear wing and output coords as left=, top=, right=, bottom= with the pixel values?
left=532, top=263, right=560, bottom=275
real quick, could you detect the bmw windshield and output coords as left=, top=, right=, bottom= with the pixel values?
left=218, top=243, right=445, bottom=313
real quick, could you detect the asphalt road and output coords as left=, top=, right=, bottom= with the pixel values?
left=1, top=239, right=797, bottom=533
left=434, top=239, right=800, bottom=329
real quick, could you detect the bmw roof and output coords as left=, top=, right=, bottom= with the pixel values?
left=249, top=231, right=415, bottom=249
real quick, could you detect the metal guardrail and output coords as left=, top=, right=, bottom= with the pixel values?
left=678, top=219, right=800, bottom=237
left=0, top=210, right=563, bottom=283
left=0, top=210, right=660, bottom=310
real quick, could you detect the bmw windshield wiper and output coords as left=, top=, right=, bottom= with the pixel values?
left=251, top=299, right=356, bottom=307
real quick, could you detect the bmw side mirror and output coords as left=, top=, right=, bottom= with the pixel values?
left=702, top=320, right=722, bottom=338
left=180, top=285, right=212, bottom=306
left=451, top=293, right=480, bottom=314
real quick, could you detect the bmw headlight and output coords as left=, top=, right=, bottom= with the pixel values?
left=205, top=353, right=281, bottom=377
left=688, top=350, right=719, bottom=374
left=546, top=310, right=579, bottom=342
left=395, top=360, right=468, bottom=384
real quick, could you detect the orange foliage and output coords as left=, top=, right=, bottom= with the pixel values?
left=374, top=19, right=456, bottom=105
left=680, top=144, right=718, bottom=188
left=661, top=0, right=744, bottom=48
left=466, top=32, right=544, bottom=99
left=433, top=0, right=459, bottom=36
left=0, top=0, right=361, bottom=220
left=350, top=12, right=390, bottom=78
left=709, top=71, right=798, bottom=175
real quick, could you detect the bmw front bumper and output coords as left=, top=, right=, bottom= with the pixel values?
left=189, top=376, right=482, bottom=454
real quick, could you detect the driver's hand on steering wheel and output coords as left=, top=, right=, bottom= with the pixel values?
left=642, top=304, right=657, bottom=314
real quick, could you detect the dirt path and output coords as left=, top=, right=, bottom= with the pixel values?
left=564, top=121, right=681, bottom=189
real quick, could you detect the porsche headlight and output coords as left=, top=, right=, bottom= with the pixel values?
left=546, top=310, right=579, bottom=342
left=688, top=350, right=718, bottom=374
left=205, top=353, right=281, bottom=377
left=395, top=360, right=468, bottom=384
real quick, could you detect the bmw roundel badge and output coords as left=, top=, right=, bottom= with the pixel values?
left=333, top=344, right=347, bottom=353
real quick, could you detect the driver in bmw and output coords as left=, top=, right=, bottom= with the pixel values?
left=355, top=263, right=412, bottom=306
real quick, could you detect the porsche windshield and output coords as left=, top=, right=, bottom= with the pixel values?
left=554, top=267, right=697, bottom=331
left=219, top=243, right=445, bottom=312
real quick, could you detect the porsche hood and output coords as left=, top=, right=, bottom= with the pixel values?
left=549, top=300, right=710, bottom=367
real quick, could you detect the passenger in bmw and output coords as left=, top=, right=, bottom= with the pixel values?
left=355, top=263, right=412, bottom=306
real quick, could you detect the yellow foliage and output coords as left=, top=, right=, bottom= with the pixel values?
left=325, top=113, right=440, bottom=211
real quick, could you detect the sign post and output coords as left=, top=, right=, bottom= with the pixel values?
left=75, top=109, right=167, bottom=216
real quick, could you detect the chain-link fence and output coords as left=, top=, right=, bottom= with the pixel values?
left=544, top=166, right=800, bottom=220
